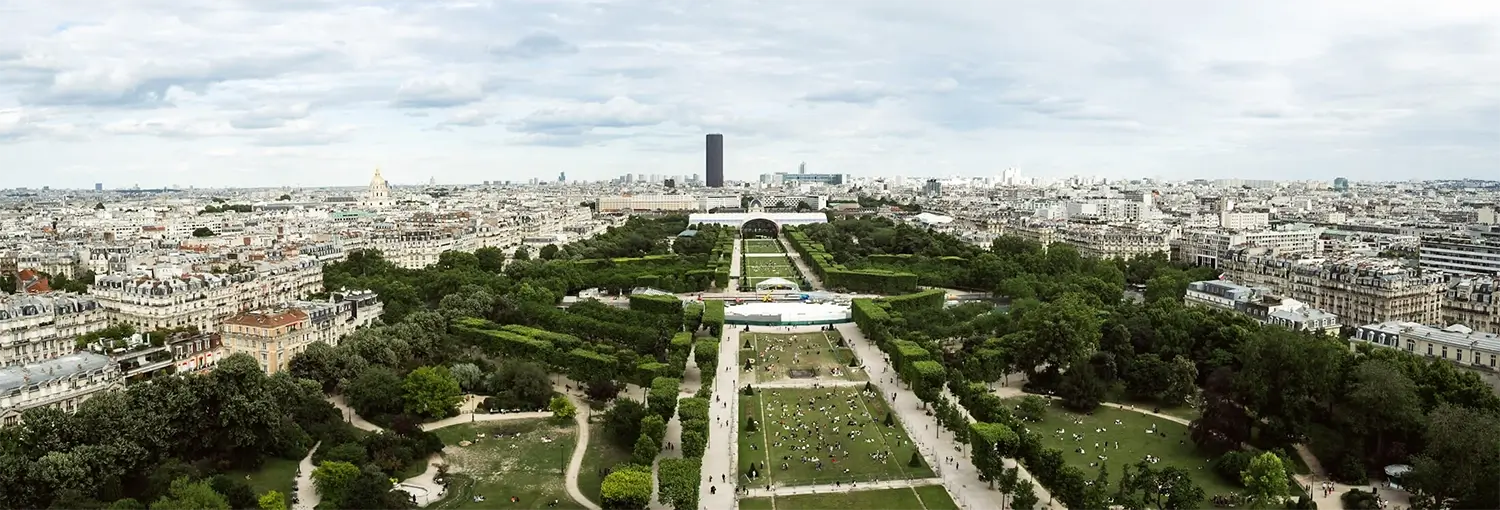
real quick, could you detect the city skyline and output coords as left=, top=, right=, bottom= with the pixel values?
left=3, top=1, right=1500, bottom=189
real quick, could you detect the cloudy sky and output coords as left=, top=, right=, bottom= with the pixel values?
left=2, top=0, right=1499, bottom=189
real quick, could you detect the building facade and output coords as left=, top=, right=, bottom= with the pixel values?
left=1218, top=253, right=1446, bottom=327
left=1419, top=228, right=1500, bottom=277
left=1353, top=321, right=1500, bottom=370
left=1184, top=279, right=1341, bottom=335
left=0, top=352, right=121, bottom=427
left=0, top=293, right=110, bottom=367
left=89, top=257, right=322, bottom=332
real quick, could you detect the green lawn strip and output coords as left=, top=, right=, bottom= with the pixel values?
left=428, top=418, right=583, bottom=510
left=913, top=485, right=959, bottom=510
left=230, top=457, right=298, bottom=499
left=577, top=423, right=633, bottom=504
left=742, top=333, right=867, bottom=383
left=1002, top=398, right=1238, bottom=497
left=741, top=486, right=937, bottom=510
left=743, top=387, right=931, bottom=486
left=744, top=240, right=785, bottom=254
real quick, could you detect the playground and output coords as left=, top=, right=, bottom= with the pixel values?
left=739, top=331, right=864, bottom=383
left=738, top=387, right=933, bottom=487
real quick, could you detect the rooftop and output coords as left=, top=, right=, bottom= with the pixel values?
left=1364, top=321, right=1500, bottom=352
left=223, top=308, right=308, bottom=328
left=0, top=352, right=114, bottom=394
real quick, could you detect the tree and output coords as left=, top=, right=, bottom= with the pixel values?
left=1407, top=405, right=1500, bottom=510
left=513, top=246, right=532, bottom=261
left=586, top=376, right=621, bottom=401
left=277, top=194, right=292, bottom=201
left=640, top=415, right=667, bottom=447
left=257, top=491, right=287, bottom=510
left=403, top=366, right=462, bottom=420
left=601, top=467, right=652, bottom=509
left=1007, top=294, right=1103, bottom=376
left=149, top=477, right=230, bottom=510
left=1117, top=460, right=1205, bottom=510
left=539, top=244, right=561, bottom=260
left=337, top=465, right=414, bottom=509
left=192, top=227, right=216, bottom=237
left=908, top=451, right=923, bottom=468
left=208, top=475, right=258, bottom=510
left=602, top=399, right=649, bottom=450
left=1161, top=355, right=1198, bottom=406
left=632, top=433, right=659, bottom=466
left=449, top=363, right=484, bottom=392
left=1010, top=479, right=1040, bottom=510
left=1017, top=395, right=1049, bottom=422
left=550, top=395, right=577, bottom=419
left=1240, top=452, right=1289, bottom=508
left=312, top=461, right=362, bottom=506
left=344, top=366, right=405, bottom=419
left=487, top=360, right=553, bottom=410
left=1343, top=360, right=1422, bottom=460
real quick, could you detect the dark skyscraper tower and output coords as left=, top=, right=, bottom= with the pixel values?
left=705, top=133, right=724, bottom=188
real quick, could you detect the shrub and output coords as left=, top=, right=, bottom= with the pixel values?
left=1340, top=489, right=1379, bottom=510
left=601, top=466, right=652, bottom=510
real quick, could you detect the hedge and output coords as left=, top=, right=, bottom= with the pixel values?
left=693, top=340, right=718, bottom=374
left=629, top=293, right=685, bottom=316
left=566, top=348, right=620, bottom=383
left=601, top=466, right=652, bottom=510
left=703, top=301, right=725, bottom=336
left=657, top=458, right=701, bottom=510
left=884, top=288, right=947, bottom=314
left=670, top=332, right=694, bottom=351
left=648, top=377, right=681, bottom=420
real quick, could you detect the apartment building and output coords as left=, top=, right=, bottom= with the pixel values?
left=1173, top=228, right=1321, bottom=268
left=221, top=308, right=310, bottom=374
left=89, top=257, right=322, bottom=332
left=0, top=352, right=121, bottom=427
left=1219, top=252, right=1446, bottom=327
left=1443, top=277, right=1500, bottom=334
left=1353, top=321, right=1500, bottom=370
left=1058, top=227, right=1171, bottom=260
left=222, top=290, right=382, bottom=373
left=1184, top=279, right=1341, bottom=335
left=0, top=293, right=110, bottom=367
left=1419, top=228, right=1500, bottom=277
left=596, top=194, right=699, bottom=212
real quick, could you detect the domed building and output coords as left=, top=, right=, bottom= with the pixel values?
left=365, top=168, right=393, bottom=208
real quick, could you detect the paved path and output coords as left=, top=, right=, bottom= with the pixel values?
left=699, top=326, right=742, bottom=510
left=418, top=411, right=554, bottom=431
left=728, top=239, right=742, bottom=290
left=1293, top=444, right=1412, bottom=510
left=778, top=235, right=824, bottom=290
left=837, top=323, right=1057, bottom=510
left=743, top=477, right=944, bottom=498
left=563, top=396, right=603, bottom=510
left=398, top=454, right=446, bottom=507
left=293, top=442, right=320, bottom=510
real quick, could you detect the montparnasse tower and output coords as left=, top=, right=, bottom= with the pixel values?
left=366, top=168, right=393, bottom=208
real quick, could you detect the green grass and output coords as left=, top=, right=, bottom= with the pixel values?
left=741, top=332, right=865, bottom=383
left=231, top=457, right=298, bottom=499
left=577, top=423, right=633, bottom=505
left=738, top=484, right=958, bottom=509
left=738, top=387, right=933, bottom=487
left=744, top=239, right=784, bottom=254
left=1002, top=399, right=1239, bottom=497
left=743, top=255, right=799, bottom=284
left=428, top=418, right=583, bottom=509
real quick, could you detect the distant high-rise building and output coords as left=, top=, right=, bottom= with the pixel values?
left=558, top=172, right=566, bottom=183
left=799, top=162, right=806, bottom=174
left=1333, top=177, right=1349, bottom=191
left=94, top=183, right=102, bottom=192
left=706, top=134, right=724, bottom=188
left=924, top=179, right=942, bottom=197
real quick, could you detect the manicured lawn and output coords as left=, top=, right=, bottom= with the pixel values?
left=577, top=423, right=633, bottom=505
left=743, top=254, right=800, bottom=289
left=231, top=457, right=299, bottom=499
left=738, top=387, right=933, bottom=487
left=1002, top=399, right=1239, bottom=497
left=744, top=239, right=784, bottom=254
left=429, top=418, right=583, bottom=509
left=738, top=484, right=958, bottom=509
left=740, top=331, right=866, bottom=383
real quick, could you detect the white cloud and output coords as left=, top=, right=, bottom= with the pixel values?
left=2, top=0, right=1500, bottom=187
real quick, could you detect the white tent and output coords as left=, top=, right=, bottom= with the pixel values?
left=754, top=277, right=800, bottom=292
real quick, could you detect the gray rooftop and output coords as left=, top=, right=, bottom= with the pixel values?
left=1364, top=321, right=1500, bottom=353
left=0, top=352, right=115, bottom=394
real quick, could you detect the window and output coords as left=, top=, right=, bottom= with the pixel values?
left=1427, top=344, right=1433, bottom=356
left=1457, top=350, right=1464, bottom=362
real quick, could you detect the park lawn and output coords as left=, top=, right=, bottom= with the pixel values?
left=577, top=423, right=633, bottom=505
left=430, top=418, right=583, bottom=510
left=1002, top=399, right=1239, bottom=498
left=744, top=257, right=798, bottom=280
left=741, top=332, right=867, bottom=383
left=744, top=239, right=784, bottom=254
left=738, top=387, right=934, bottom=487
left=738, top=484, right=958, bottom=510
left=230, top=456, right=298, bottom=499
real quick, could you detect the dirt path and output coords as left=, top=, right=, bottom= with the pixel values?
left=293, top=442, right=320, bottom=510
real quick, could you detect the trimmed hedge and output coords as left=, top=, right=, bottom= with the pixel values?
left=602, top=465, right=652, bottom=510
left=884, top=288, right=947, bottom=314
left=703, top=300, right=725, bottom=336
left=693, top=340, right=718, bottom=374
left=648, top=377, right=681, bottom=420
left=630, top=293, right=685, bottom=316
left=657, top=458, right=701, bottom=510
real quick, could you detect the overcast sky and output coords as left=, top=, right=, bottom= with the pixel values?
left=2, top=0, right=1499, bottom=189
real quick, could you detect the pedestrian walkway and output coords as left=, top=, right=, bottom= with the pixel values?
left=836, top=322, right=1058, bottom=510
left=743, top=477, right=944, bottom=498
left=1293, top=445, right=1411, bottom=510
left=778, top=235, right=824, bottom=290
left=698, top=326, right=743, bottom=510
left=293, top=442, right=321, bottom=510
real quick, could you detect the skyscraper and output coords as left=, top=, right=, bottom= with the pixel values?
left=559, top=172, right=567, bottom=183
left=706, top=133, right=724, bottom=188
